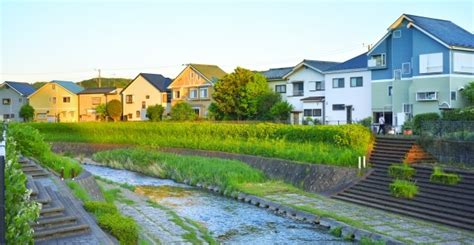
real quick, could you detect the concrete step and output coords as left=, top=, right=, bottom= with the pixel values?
left=370, top=169, right=474, bottom=185
left=33, top=224, right=90, bottom=241
left=366, top=174, right=474, bottom=192
left=32, top=215, right=78, bottom=231
left=27, top=176, right=39, bottom=197
left=39, top=188, right=65, bottom=218
left=31, top=182, right=52, bottom=205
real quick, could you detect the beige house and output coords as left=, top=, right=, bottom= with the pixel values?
left=78, top=87, right=122, bottom=121
left=121, top=73, right=172, bottom=121
left=168, top=64, right=226, bottom=117
left=29, top=80, right=84, bottom=122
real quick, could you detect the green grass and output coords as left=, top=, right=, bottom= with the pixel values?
left=27, top=121, right=373, bottom=166
left=360, top=236, right=386, bottom=245
left=388, top=164, right=415, bottom=180
left=94, top=176, right=136, bottom=191
left=389, top=180, right=418, bottom=199
left=430, top=166, right=461, bottom=185
left=66, top=181, right=91, bottom=202
left=329, top=226, right=342, bottom=237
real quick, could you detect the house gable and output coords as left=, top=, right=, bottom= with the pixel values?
left=169, top=66, right=211, bottom=89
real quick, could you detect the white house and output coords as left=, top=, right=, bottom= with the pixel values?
left=324, top=53, right=372, bottom=124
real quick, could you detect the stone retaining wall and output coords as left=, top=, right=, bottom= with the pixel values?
left=52, top=142, right=361, bottom=195
left=419, top=138, right=474, bottom=166
left=74, top=170, right=105, bottom=201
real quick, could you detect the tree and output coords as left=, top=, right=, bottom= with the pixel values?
left=106, top=99, right=122, bottom=121
left=170, top=102, right=197, bottom=121
left=270, top=101, right=293, bottom=123
left=95, top=104, right=107, bottom=121
left=19, top=104, right=35, bottom=122
left=146, top=104, right=165, bottom=121
left=461, top=81, right=474, bottom=105
left=212, top=67, right=271, bottom=120
left=256, top=92, right=282, bottom=121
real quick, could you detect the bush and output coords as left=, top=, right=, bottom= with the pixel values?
left=461, top=81, right=474, bottom=105
left=97, top=213, right=138, bottom=245
left=329, top=226, right=342, bottom=237
left=256, top=92, right=282, bottom=121
left=442, top=107, right=474, bottom=121
left=170, top=102, right=197, bottom=121
left=413, top=113, right=440, bottom=134
left=430, top=167, right=461, bottom=185
left=358, top=117, right=372, bottom=128
left=270, top=101, right=293, bottom=122
left=388, top=164, right=416, bottom=180
left=106, top=99, right=122, bottom=121
left=95, top=104, right=107, bottom=121
left=19, top=104, right=35, bottom=122
left=389, top=180, right=418, bottom=199
left=146, top=104, right=165, bottom=122
left=83, top=201, right=118, bottom=216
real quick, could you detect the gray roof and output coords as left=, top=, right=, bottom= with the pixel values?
left=325, top=53, right=368, bottom=72
left=3, top=81, right=36, bottom=96
left=52, top=80, right=84, bottom=94
left=140, top=73, right=172, bottom=92
left=303, top=60, right=340, bottom=72
left=78, top=87, right=118, bottom=94
left=261, top=67, right=293, bottom=80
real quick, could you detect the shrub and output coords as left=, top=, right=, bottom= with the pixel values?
left=441, top=107, right=474, bottom=121
left=329, top=226, right=342, bottom=237
left=83, top=201, right=118, bottom=216
left=97, top=213, right=138, bottom=245
left=413, top=113, right=440, bottom=134
left=430, top=167, right=461, bottom=185
left=106, top=99, right=122, bottom=121
left=461, top=81, right=474, bottom=105
left=67, top=181, right=91, bottom=202
left=388, top=164, right=415, bottom=180
left=358, top=117, right=372, bottom=128
left=95, top=104, right=107, bottom=121
left=146, top=104, right=165, bottom=122
left=389, top=180, right=418, bottom=199
left=170, top=102, right=197, bottom=121
left=270, top=101, right=293, bottom=122
left=19, top=104, right=35, bottom=122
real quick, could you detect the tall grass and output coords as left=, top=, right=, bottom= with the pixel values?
left=28, top=122, right=373, bottom=166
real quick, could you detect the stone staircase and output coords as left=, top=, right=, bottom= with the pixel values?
left=333, top=136, right=474, bottom=231
left=19, top=158, right=91, bottom=242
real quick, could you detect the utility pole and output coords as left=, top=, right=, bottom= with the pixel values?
left=95, top=68, right=102, bottom=88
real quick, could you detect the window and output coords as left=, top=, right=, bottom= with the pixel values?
left=416, top=92, right=438, bottom=101
left=394, top=69, right=401, bottom=80
left=92, top=97, right=101, bottom=105
left=453, top=52, right=474, bottom=73
left=142, top=101, right=146, bottom=109
left=63, top=97, right=71, bottom=103
left=200, top=88, right=208, bottom=98
left=3, top=114, right=10, bottom=119
left=10, top=114, right=14, bottom=118
left=368, top=53, right=386, bottom=68
left=451, top=91, right=457, bottom=101
left=175, top=91, right=180, bottom=99
left=388, top=86, right=393, bottom=96
left=167, top=93, right=172, bottom=103
left=293, top=82, right=304, bottom=96
left=193, top=108, right=200, bottom=116
left=303, top=109, right=321, bottom=117
left=402, top=62, right=411, bottom=74
left=189, top=89, right=198, bottom=99
left=314, top=81, right=324, bottom=91
left=313, top=109, right=322, bottom=116
left=275, top=85, right=286, bottom=93
left=332, top=104, right=345, bottom=111
left=419, top=53, right=443, bottom=73
left=393, top=30, right=402, bottom=38
left=403, top=104, right=413, bottom=114
left=52, top=97, right=57, bottom=104
left=51, top=84, right=55, bottom=90
left=136, top=110, right=140, bottom=118
left=126, top=95, right=133, bottom=103
left=19, top=98, right=22, bottom=103
left=333, top=78, right=344, bottom=88
left=2, top=98, right=11, bottom=105
left=350, top=77, right=363, bottom=87
left=146, top=95, right=150, bottom=99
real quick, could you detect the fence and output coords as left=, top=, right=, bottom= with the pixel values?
left=420, top=120, right=474, bottom=142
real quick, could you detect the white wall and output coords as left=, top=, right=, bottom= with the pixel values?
left=324, top=70, right=372, bottom=124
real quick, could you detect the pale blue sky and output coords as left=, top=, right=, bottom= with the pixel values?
left=1, top=0, right=473, bottom=83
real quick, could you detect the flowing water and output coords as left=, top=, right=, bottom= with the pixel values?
left=84, top=164, right=348, bottom=244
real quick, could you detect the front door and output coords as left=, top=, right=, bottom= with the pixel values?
left=346, top=105, right=353, bottom=124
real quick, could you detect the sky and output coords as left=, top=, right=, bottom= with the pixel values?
left=1, top=0, right=473, bottom=83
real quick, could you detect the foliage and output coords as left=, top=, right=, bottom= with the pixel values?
left=8, top=123, right=82, bottom=178
left=66, top=181, right=91, bottom=202
left=212, top=67, right=271, bottom=120
left=360, top=236, right=386, bottom=245
left=170, top=102, right=197, bottom=121
left=441, top=107, right=474, bottom=121
left=19, top=104, right=35, bottom=122
left=461, top=81, right=474, bottom=105
left=32, top=81, right=47, bottom=89
left=78, top=77, right=132, bottom=88
left=255, top=92, right=282, bottom=121
left=5, top=137, right=41, bottom=244
left=388, top=164, right=416, bottom=180
left=329, top=226, right=342, bottom=237
left=358, top=117, right=372, bottom=128
left=29, top=122, right=373, bottom=166
left=95, top=104, right=107, bottom=121
left=106, top=99, right=122, bottom=121
left=83, top=201, right=118, bottom=216
left=146, top=104, right=165, bottom=122
left=430, top=167, right=461, bottom=185
left=402, top=119, right=413, bottom=130
left=270, top=101, right=293, bottom=122
left=97, top=213, right=138, bottom=245
left=389, top=180, right=418, bottom=199
left=413, top=112, right=440, bottom=134
left=207, top=102, right=224, bottom=120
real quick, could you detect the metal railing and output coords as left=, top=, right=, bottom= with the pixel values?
left=420, top=120, right=474, bottom=142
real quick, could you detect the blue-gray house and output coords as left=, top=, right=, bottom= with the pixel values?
left=0, top=81, right=36, bottom=121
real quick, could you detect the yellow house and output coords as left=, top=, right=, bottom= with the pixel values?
left=29, top=80, right=84, bottom=122
left=121, top=73, right=172, bottom=121
left=78, top=87, right=122, bottom=122
left=168, top=64, right=226, bottom=117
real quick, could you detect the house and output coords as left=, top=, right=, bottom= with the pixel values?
left=168, top=64, right=227, bottom=117
left=28, top=80, right=84, bottom=122
left=121, top=73, right=172, bottom=121
left=324, top=53, right=372, bottom=124
left=369, top=14, right=474, bottom=129
left=78, top=87, right=122, bottom=121
left=277, top=60, right=339, bottom=124
left=261, top=67, right=293, bottom=101
left=0, top=81, right=36, bottom=121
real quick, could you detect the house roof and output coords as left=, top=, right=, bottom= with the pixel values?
left=261, top=67, right=293, bottom=80
left=301, top=96, right=325, bottom=102
left=283, top=60, right=340, bottom=79
left=189, top=64, right=227, bottom=83
left=3, top=81, right=36, bottom=96
left=52, top=80, right=84, bottom=94
left=78, top=87, right=118, bottom=95
left=325, top=53, right=368, bottom=72
left=138, top=73, right=172, bottom=92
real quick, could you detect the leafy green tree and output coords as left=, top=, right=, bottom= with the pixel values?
left=95, top=104, right=107, bottom=121
left=146, top=104, right=165, bottom=121
left=256, top=92, right=282, bottom=121
left=213, top=67, right=271, bottom=120
left=207, top=102, right=224, bottom=120
left=461, top=81, right=474, bottom=105
left=270, top=101, right=293, bottom=122
left=170, top=102, right=197, bottom=121
left=106, top=99, right=122, bottom=121
left=19, top=104, right=35, bottom=122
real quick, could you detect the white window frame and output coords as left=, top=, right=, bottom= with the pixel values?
left=403, top=103, right=413, bottom=114
left=368, top=53, right=386, bottom=68
left=394, top=69, right=402, bottom=80
left=332, top=78, right=344, bottom=88
left=275, top=85, right=286, bottom=93
left=189, top=89, right=198, bottom=99
left=200, top=87, right=208, bottom=98
left=388, top=86, right=393, bottom=96
left=419, top=53, right=443, bottom=74
left=402, top=62, right=411, bottom=74
left=453, top=52, right=474, bottom=73
left=416, top=91, right=438, bottom=101
left=392, top=30, right=402, bottom=38
left=350, top=77, right=363, bottom=87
